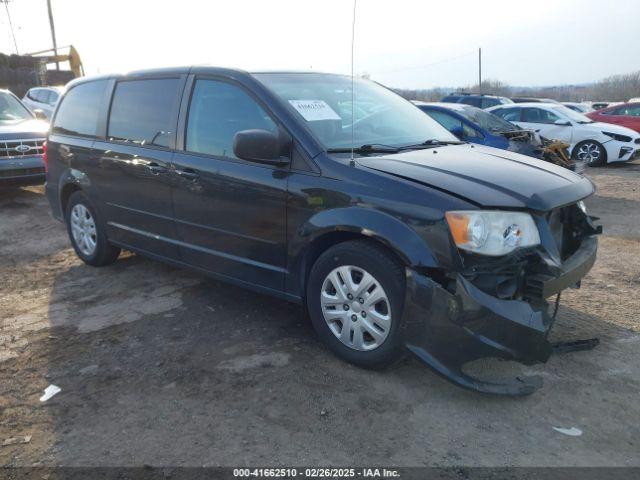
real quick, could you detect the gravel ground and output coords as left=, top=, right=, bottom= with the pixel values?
left=1, top=162, right=639, bottom=468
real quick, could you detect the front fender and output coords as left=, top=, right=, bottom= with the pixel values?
left=299, top=207, right=440, bottom=268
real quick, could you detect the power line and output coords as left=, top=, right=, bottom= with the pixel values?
left=370, top=50, right=477, bottom=75
left=2, top=0, right=19, bottom=54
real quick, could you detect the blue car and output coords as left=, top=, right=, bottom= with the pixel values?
left=414, top=102, right=547, bottom=159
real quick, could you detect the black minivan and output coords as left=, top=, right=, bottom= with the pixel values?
left=46, top=67, right=600, bottom=395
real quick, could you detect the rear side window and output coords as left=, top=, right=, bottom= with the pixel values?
left=185, top=79, right=277, bottom=159
left=426, top=110, right=464, bottom=131
left=522, top=108, right=559, bottom=124
left=459, top=97, right=482, bottom=108
left=36, top=90, right=50, bottom=103
left=493, top=108, right=521, bottom=122
left=481, top=98, right=500, bottom=109
left=426, top=110, right=481, bottom=138
left=108, top=78, right=180, bottom=148
left=52, top=80, right=107, bottom=137
left=48, top=90, right=59, bottom=105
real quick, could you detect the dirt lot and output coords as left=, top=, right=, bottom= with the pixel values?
left=1, top=163, right=639, bottom=468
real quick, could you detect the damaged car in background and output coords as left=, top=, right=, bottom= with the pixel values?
left=46, top=68, right=601, bottom=396
left=414, top=102, right=579, bottom=171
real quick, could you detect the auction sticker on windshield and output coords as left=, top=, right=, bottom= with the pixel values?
left=289, top=100, right=341, bottom=121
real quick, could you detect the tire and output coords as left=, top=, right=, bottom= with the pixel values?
left=572, top=140, right=607, bottom=167
left=65, top=191, right=121, bottom=266
left=306, top=240, right=406, bottom=369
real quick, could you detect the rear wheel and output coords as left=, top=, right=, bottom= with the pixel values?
left=573, top=140, right=607, bottom=167
left=65, top=191, right=121, bottom=266
left=306, top=240, right=406, bottom=369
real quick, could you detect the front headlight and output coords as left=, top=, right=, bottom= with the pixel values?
left=445, top=210, right=540, bottom=256
left=602, top=131, right=632, bottom=143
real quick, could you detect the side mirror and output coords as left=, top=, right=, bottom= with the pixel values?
left=33, top=109, right=47, bottom=121
left=450, top=126, right=465, bottom=138
left=554, top=119, right=571, bottom=126
left=233, top=129, right=290, bottom=165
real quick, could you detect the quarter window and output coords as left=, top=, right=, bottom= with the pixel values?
left=185, top=79, right=277, bottom=159
left=52, top=80, right=107, bottom=137
left=108, top=78, right=180, bottom=148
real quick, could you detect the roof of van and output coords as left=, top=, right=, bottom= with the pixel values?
left=66, top=67, right=348, bottom=89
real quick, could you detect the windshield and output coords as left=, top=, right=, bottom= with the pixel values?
left=254, top=73, right=458, bottom=150
left=551, top=105, right=593, bottom=123
left=0, top=92, right=34, bottom=123
left=457, top=105, right=518, bottom=132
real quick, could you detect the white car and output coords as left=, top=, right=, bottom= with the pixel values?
left=487, top=102, right=640, bottom=166
left=562, top=102, right=594, bottom=114
left=22, top=86, right=64, bottom=120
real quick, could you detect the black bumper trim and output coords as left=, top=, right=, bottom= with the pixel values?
left=542, top=236, right=597, bottom=297
left=402, top=235, right=599, bottom=396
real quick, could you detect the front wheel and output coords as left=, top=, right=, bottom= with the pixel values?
left=65, top=191, right=121, bottom=266
left=306, top=240, right=406, bottom=369
left=573, top=140, right=607, bottom=167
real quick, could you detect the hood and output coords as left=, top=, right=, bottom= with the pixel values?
left=356, top=144, right=594, bottom=211
left=0, top=119, right=49, bottom=140
left=582, top=121, right=640, bottom=138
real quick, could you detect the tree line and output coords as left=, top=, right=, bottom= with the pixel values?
left=393, top=70, right=640, bottom=103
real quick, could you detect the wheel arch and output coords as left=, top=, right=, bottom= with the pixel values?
left=290, top=207, right=441, bottom=298
left=57, top=168, right=94, bottom=218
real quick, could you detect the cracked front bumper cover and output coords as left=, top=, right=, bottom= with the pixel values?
left=402, top=236, right=598, bottom=396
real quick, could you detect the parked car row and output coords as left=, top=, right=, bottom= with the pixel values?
left=487, top=103, right=640, bottom=166
left=413, top=101, right=575, bottom=169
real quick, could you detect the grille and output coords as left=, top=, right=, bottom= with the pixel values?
left=0, top=167, right=45, bottom=178
left=0, top=138, right=45, bottom=159
left=635, top=138, right=640, bottom=144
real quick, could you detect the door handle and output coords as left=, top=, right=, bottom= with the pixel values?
left=175, top=168, right=199, bottom=181
left=147, top=162, right=168, bottom=175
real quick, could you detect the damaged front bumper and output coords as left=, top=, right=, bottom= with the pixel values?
left=403, top=231, right=599, bottom=396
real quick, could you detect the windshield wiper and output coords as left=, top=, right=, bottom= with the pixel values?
left=397, top=139, right=464, bottom=150
left=326, top=139, right=463, bottom=155
left=327, top=144, right=401, bottom=154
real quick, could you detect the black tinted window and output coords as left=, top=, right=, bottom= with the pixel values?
left=186, top=79, right=277, bottom=159
left=459, top=97, right=482, bottom=108
left=481, top=98, right=500, bottom=108
left=522, top=107, right=559, bottom=124
left=52, top=80, right=107, bottom=137
left=108, top=79, right=180, bottom=147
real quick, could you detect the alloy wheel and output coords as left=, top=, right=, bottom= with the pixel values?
left=70, top=204, right=97, bottom=256
left=320, top=265, right=392, bottom=351
left=576, top=142, right=602, bottom=164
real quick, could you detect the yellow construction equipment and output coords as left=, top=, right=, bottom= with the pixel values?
left=26, top=45, right=84, bottom=78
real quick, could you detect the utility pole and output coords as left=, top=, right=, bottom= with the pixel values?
left=46, top=0, right=59, bottom=69
left=2, top=0, right=19, bottom=54
left=478, top=47, right=482, bottom=94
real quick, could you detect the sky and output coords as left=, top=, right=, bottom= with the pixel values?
left=1, top=0, right=638, bottom=90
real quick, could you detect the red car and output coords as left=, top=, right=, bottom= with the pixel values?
left=587, top=102, right=640, bottom=133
